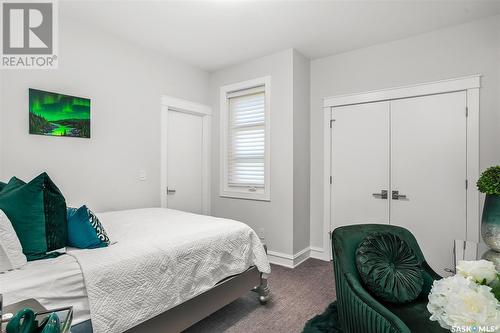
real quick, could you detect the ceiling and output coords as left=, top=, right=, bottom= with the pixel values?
left=62, top=0, right=500, bottom=71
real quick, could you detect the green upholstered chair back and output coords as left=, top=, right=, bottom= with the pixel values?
left=331, top=224, right=437, bottom=333
left=332, top=224, right=426, bottom=281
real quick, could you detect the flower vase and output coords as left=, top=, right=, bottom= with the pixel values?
left=481, top=194, right=500, bottom=251
left=481, top=194, right=500, bottom=270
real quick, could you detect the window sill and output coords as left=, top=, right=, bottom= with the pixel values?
left=219, top=190, right=270, bottom=202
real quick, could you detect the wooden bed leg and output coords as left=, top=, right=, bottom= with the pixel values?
left=253, top=274, right=271, bottom=305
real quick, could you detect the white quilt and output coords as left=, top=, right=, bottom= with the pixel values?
left=67, top=208, right=271, bottom=333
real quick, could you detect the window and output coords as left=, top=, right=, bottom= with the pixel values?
left=220, top=77, right=271, bottom=201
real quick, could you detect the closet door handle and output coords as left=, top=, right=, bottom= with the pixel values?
left=372, top=190, right=388, bottom=199
left=392, top=190, right=407, bottom=200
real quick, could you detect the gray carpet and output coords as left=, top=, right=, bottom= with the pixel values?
left=184, top=259, right=336, bottom=333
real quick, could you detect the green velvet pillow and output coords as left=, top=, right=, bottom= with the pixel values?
left=0, top=173, right=67, bottom=261
left=0, top=181, right=6, bottom=192
left=355, top=232, right=424, bottom=303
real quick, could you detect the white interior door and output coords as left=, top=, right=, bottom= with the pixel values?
left=390, top=92, right=467, bottom=275
left=331, top=101, right=390, bottom=229
left=167, top=110, right=203, bottom=214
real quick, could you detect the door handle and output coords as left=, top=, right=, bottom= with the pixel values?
left=372, top=190, right=388, bottom=199
left=392, top=190, right=407, bottom=200
left=167, top=187, right=176, bottom=195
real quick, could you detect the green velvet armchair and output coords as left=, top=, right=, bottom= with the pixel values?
left=332, top=224, right=448, bottom=333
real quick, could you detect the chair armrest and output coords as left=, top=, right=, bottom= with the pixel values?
left=422, top=261, right=442, bottom=280
left=343, top=272, right=411, bottom=333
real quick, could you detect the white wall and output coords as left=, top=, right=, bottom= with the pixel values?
left=1, top=11, right=209, bottom=211
left=292, top=50, right=310, bottom=253
left=3, top=6, right=497, bottom=265
left=210, top=49, right=295, bottom=256
left=209, top=49, right=312, bottom=261
left=310, top=15, right=500, bottom=252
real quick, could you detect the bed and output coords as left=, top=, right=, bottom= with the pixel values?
left=1, top=208, right=271, bottom=333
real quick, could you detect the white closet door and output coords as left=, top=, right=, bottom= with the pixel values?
left=390, top=92, right=467, bottom=275
left=331, top=101, right=390, bottom=228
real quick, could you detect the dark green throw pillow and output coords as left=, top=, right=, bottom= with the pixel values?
left=355, top=232, right=424, bottom=304
left=0, top=181, right=6, bottom=192
left=0, top=173, right=67, bottom=261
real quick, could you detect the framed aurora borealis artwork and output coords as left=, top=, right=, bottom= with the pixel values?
left=29, top=88, right=91, bottom=138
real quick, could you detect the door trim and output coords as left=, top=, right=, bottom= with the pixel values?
left=161, top=96, right=212, bottom=215
left=321, top=75, right=481, bottom=261
left=323, top=75, right=480, bottom=107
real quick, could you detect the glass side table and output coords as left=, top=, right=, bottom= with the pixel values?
left=1, top=299, right=73, bottom=333
left=453, top=239, right=500, bottom=272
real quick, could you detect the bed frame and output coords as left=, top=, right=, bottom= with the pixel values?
left=71, top=267, right=270, bottom=333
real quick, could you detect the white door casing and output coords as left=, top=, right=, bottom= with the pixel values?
left=321, top=75, right=480, bottom=263
left=390, top=91, right=467, bottom=274
left=161, top=96, right=211, bottom=215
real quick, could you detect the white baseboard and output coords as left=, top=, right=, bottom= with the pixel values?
left=310, top=246, right=330, bottom=261
left=267, top=246, right=329, bottom=268
left=267, top=250, right=295, bottom=268
left=293, top=247, right=311, bottom=267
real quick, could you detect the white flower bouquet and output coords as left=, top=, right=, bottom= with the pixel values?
left=427, top=260, right=500, bottom=332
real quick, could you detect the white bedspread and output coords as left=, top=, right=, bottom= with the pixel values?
left=67, top=208, right=271, bottom=333
left=0, top=254, right=90, bottom=325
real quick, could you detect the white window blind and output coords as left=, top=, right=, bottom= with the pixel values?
left=228, top=87, right=266, bottom=188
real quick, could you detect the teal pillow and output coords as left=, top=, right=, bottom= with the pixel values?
left=355, top=232, right=423, bottom=304
left=0, top=181, right=6, bottom=192
left=67, top=205, right=110, bottom=249
left=0, top=173, right=67, bottom=260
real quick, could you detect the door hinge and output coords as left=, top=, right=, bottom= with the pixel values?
left=465, top=179, right=468, bottom=189
left=330, top=119, right=335, bottom=128
left=330, top=176, right=333, bottom=184
left=465, top=107, right=468, bottom=117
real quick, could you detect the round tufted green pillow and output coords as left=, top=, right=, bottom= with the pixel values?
left=355, top=232, right=424, bottom=303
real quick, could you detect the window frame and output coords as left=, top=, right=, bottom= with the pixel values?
left=219, top=76, right=271, bottom=201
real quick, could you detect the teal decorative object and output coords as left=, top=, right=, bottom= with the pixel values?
left=481, top=194, right=500, bottom=251
left=6, top=308, right=36, bottom=333
left=0, top=173, right=67, bottom=260
left=67, top=205, right=110, bottom=249
left=477, top=166, right=500, bottom=252
left=39, top=313, right=61, bottom=333
left=6, top=310, right=60, bottom=333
